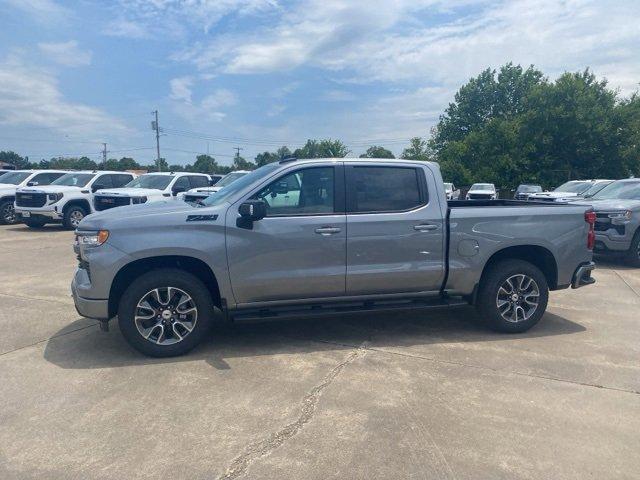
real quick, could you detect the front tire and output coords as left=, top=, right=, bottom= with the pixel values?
left=476, top=259, right=549, bottom=333
left=0, top=199, right=17, bottom=225
left=63, top=205, right=88, bottom=230
left=625, top=230, right=640, bottom=268
left=118, top=268, right=215, bottom=357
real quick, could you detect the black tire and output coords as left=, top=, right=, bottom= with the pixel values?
left=0, top=199, right=17, bottom=225
left=624, top=229, right=640, bottom=268
left=24, top=219, right=47, bottom=228
left=63, top=204, right=88, bottom=230
left=476, top=259, right=549, bottom=333
left=118, top=268, right=215, bottom=357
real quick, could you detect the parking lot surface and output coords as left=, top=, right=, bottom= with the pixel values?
left=0, top=224, right=639, bottom=480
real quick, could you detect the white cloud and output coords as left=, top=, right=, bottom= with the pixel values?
left=38, top=41, right=92, bottom=67
left=169, top=76, right=194, bottom=103
left=0, top=57, right=127, bottom=138
left=170, top=84, right=237, bottom=123
left=4, top=0, right=69, bottom=24
left=104, top=19, right=150, bottom=39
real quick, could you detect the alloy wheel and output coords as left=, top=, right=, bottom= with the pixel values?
left=1, top=203, right=15, bottom=223
left=69, top=210, right=84, bottom=228
left=496, top=274, right=540, bottom=323
left=134, top=287, right=198, bottom=345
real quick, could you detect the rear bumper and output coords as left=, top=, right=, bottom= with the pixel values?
left=571, top=261, right=596, bottom=289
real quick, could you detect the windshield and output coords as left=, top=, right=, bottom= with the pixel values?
left=216, top=171, right=248, bottom=188
left=125, top=175, right=173, bottom=190
left=0, top=171, right=31, bottom=185
left=592, top=181, right=640, bottom=200
left=554, top=181, right=592, bottom=194
left=52, top=173, right=95, bottom=187
left=471, top=184, right=494, bottom=191
left=202, top=164, right=279, bottom=206
left=581, top=181, right=612, bottom=198
left=517, top=185, right=542, bottom=193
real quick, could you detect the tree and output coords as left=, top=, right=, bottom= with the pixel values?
left=192, top=154, right=218, bottom=174
left=255, top=146, right=292, bottom=166
left=400, top=137, right=432, bottom=161
left=232, top=155, right=256, bottom=171
left=359, top=146, right=395, bottom=158
left=0, top=151, right=29, bottom=169
left=293, top=139, right=350, bottom=158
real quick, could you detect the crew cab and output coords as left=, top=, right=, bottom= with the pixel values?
left=72, top=158, right=596, bottom=357
left=528, top=180, right=611, bottom=202
left=466, top=183, right=497, bottom=200
left=574, top=179, right=640, bottom=266
left=0, top=170, right=67, bottom=224
left=15, top=171, right=135, bottom=229
left=183, top=170, right=250, bottom=203
left=513, top=184, right=542, bottom=200
left=93, top=172, right=210, bottom=211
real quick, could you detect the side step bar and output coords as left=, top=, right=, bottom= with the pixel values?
left=229, top=296, right=469, bottom=323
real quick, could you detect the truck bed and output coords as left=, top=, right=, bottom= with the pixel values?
left=448, top=199, right=572, bottom=207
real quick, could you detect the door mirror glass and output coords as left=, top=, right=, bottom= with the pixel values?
left=172, top=186, right=186, bottom=195
left=92, top=184, right=106, bottom=193
left=27, top=181, right=38, bottom=187
left=239, top=200, right=267, bottom=221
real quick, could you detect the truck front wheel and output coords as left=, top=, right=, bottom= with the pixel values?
left=0, top=200, right=17, bottom=224
left=118, top=268, right=215, bottom=357
left=63, top=205, right=88, bottom=229
left=477, top=259, right=549, bottom=333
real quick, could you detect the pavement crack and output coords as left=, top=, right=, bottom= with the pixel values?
left=217, top=342, right=368, bottom=480
left=612, top=270, right=640, bottom=298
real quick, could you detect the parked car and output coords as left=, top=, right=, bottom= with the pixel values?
left=574, top=179, right=640, bottom=266
left=444, top=182, right=460, bottom=200
left=563, top=180, right=614, bottom=202
left=513, top=184, right=542, bottom=200
left=93, top=172, right=210, bottom=211
left=0, top=170, right=67, bottom=224
left=466, top=183, right=497, bottom=200
left=15, top=171, right=135, bottom=229
left=72, top=158, right=596, bottom=357
left=528, top=180, right=610, bottom=202
left=183, top=170, right=250, bottom=203
left=209, top=174, right=224, bottom=185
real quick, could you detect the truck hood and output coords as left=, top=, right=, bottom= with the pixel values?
left=0, top=184, right=18, bottom=195
left=95, top=187, right=162, bottom=197
left=532, top=191, right=579, bottom=199
left=575, top=199, right=640, bottom=211
left=18, top=185, right=83, bottom=194
left=187, top=186, right=222, bottom=194
left=467, top=190, right=495, bottom=195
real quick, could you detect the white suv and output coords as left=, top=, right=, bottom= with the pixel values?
left=15, top=171, right=135, bottom=229
left=0, top=170, right=67, bottom=224
left=93, top=172, right=211, bottom=211
left=183, top=170, right=250, bottom=202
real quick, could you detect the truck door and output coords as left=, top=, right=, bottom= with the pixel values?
left=345, top=164, right=445, bottom=295
left=226, top=164, right=346, bottom=305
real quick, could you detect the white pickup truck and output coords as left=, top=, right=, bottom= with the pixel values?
left=93, top=172, right=211, bottom=211
left=15, top=171, right=135, bottom=229
left=183, top=170, right=250, bottom=202
left=0, top=170, right=67, bottom=224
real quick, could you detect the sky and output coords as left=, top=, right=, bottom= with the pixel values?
left=0, top=0, right=639, bottom=167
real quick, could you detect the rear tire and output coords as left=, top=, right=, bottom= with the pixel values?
left=476, top=259, right=549, bottom=333
left=24, top=219, right=47, bottom=228
left=0, top=199, right=17, bottom=225
left=118, top=268, right=215, bottom=357
left=63, top=205, right=88, bottom=230
left=624, top=230, right=640, bottom=268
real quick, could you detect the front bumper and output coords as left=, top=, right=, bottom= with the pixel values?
left=15, top=206, right=62, bottom=220
left=571, top=261, right=596, bottom=289
left=71, top=271, right=110, bottom=320
left=594, top=232, right=632, bottom=252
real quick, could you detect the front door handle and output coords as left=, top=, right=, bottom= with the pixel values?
left=315, top=226, right=341, bottom=236
left=413, top=224, right=439, bottom=232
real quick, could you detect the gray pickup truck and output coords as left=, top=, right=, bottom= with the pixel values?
left=72, top=158, right=596, bottom=357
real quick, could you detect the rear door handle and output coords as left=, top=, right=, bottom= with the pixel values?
left=414, top=224, right=439, bottom=232
left=315, top=226, right=341, bottom=236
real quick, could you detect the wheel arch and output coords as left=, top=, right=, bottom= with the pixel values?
left=63, top=198, right=92, bottom=213
left=108, top=255, right=221, bottom=318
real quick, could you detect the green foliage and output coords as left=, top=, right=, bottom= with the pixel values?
left=103, top=157, right=142, bottom=171
left=360, top=146, right=395, bottom=158
left=232, top=155, right=256, bottom=171
left=192, top=154, right=218, bottom=174
left=0, top=151, right=30, bottom=169
left=400, top=137, right=432, bottom=161
left=255, top=146, right=292, bottom=166
left=293, top=139, right=350, bottom=158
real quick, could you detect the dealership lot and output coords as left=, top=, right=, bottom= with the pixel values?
left=0, top=224, right=639, bottom=480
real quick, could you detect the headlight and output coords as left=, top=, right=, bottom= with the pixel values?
left=76, top=230, right=109, bottom=246
left=132, top=196, right=147, bottom=204
left=48, top=192, right=63, bottom=203
left=609, top=210, right=632, bottom=224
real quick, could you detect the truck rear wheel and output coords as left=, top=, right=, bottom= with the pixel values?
left=63, top=205, right=88, bottom=230
left=118, top=268, right=215, bottom=357
left=476, top=259, right=549, bottom=333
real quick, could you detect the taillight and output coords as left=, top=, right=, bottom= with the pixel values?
left=585, top=210, right=596, bottom=249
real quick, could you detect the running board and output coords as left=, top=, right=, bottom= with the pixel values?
left=229, top=296, right=468, bottom=323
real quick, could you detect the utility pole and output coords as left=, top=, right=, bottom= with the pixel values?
left=234, top=146, right=243, bottom=158
left=101, top=143, right=107, bottom=169
left=152, top=110, right=162, bottom=172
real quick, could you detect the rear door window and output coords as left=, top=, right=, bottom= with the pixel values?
left=188, top=175, right=209, bottom=188
left=347, top=166, right=425, bottom=213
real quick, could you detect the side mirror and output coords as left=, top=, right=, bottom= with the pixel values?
left=172, top=186, right=186, bottom=196
left=27, top=181, right=39, bottom=187
left=92, top=184, right=106, bottom=193
left=238, top=200, right=267, bottom=221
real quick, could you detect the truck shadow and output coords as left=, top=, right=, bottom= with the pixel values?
left=594, top=254, right=638, bottom=271
left=43, top=307, right=586, bottom=370
left=5, top=225, right=68, bottom=232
